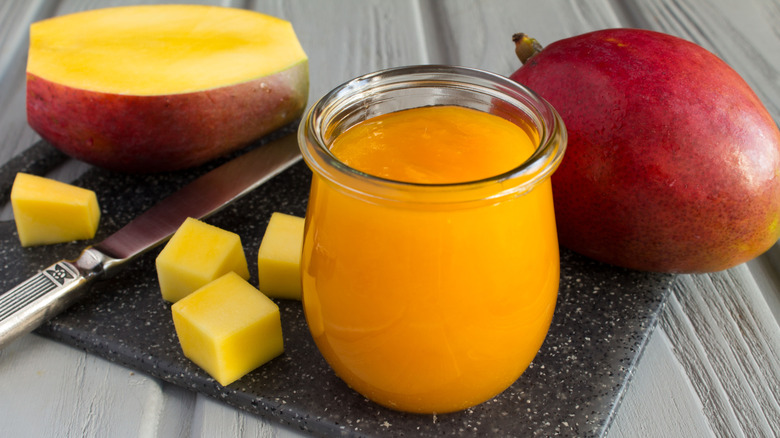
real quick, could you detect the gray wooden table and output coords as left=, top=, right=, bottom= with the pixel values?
left=1, top=1, right=779, bottom=437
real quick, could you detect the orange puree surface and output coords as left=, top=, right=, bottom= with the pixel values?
left=329, top=105, right=533, bottom=183
left=301, top=105, right=559, bottom=413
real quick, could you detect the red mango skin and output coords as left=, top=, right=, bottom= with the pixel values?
left=510, top=28, right=780, bottom=273
left=26, top=62, right=308, bottom=173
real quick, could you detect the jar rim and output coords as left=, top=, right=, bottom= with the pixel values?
left=298, top=65, right=567, bottom=203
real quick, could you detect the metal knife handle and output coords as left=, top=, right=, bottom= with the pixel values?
left=0, top=247, right=112, bottom=348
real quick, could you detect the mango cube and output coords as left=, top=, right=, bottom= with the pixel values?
left=10, top=172, right=100, bottom=247
left=156, top=217, right=249, bottom=303
left=257, top=212, right=305, bottom=300
left=171, top=272, right=284, bottom=386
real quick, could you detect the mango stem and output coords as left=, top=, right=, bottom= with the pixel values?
left=512, top=33, right=543, bottom=64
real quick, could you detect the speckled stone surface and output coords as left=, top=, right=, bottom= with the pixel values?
left=0, top=130, right=675, bottom=437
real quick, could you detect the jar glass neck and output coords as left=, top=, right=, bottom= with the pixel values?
left=299, top=65, right=567, bottom=206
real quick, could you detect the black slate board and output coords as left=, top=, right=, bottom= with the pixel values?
left=0, top=127, right=675, bottom=437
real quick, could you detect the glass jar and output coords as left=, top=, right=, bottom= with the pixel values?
left=298, top=65, right=566, bottom=413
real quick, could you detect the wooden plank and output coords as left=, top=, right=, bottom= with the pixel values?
left=0, top=334, right=164, bottom=438
left=661, top=289, right=745, bottom=436
left=0, top=0, right=52, bottom=160
left=262, top=0, right=430, bottom=100
left=664, top=269, right=780, bottom=438
left=155, top=382, right=198, bottom=438
left=416, top=0, right=622, bottom=72
left=191, top=395, right=308, bottom=438
left=606, top=329, right=715, bottom=437
left=748, top=245, right=780, bottom=323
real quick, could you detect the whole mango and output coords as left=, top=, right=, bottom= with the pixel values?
left=510, top=28, right=780, bottom=273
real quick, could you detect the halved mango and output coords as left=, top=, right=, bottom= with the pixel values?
left=27, top=5, right=308, bottom=172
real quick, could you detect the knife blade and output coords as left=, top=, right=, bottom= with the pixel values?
left=0, top=132, right=301, bottom=349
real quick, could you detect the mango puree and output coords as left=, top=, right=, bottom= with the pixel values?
left=301, top=106, right=559, bottom=413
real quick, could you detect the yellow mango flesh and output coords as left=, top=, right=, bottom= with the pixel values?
left=10, top=172, right=100, bottom=247
left=28, top=5, right=308, bottom=95
left=171, top=272, right=284, bottom=386
left=257, top=213, right=305, bottom=300
left=156, top=218, right=249, bottom=303
left=25, top=4, right=308, bottom=173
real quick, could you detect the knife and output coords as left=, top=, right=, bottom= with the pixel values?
left=0, top=132, right=301, bottom=349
